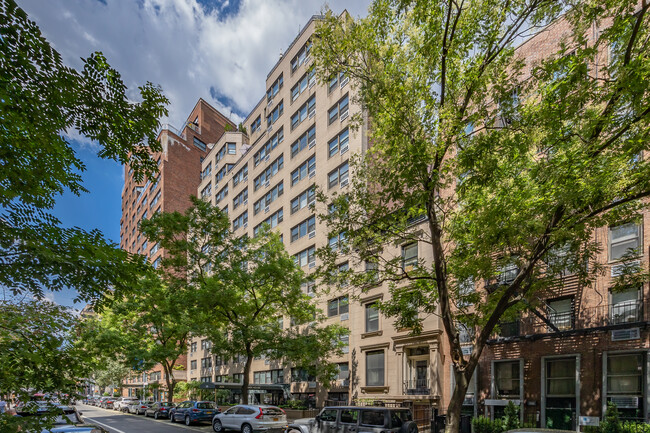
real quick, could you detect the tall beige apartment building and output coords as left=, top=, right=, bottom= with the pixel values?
left=187, top=15, right=442, bottom=418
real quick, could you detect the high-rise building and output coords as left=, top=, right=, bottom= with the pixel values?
left=120, top=98, right=235, bottom=401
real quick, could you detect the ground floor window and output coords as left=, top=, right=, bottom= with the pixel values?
left=493, top=360, right=521, bottom=419
left=545, top=357, right=577, bottom=431
left=327, top=392, right=349, bottom=404
left=607, top=353, right=645, bottom=422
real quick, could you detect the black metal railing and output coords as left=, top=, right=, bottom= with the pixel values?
left=491, top=300, right=647, bottom=341
left=404, top=379, right=430, bottom=395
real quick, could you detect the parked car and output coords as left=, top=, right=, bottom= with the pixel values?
left=212, top=405, right=286, bottom=433
left=116, top=397, right=139, bottom=412
left=100, top=397, right=116, bottom=409
left=128, top=400, right=152, bottom=415
left=171, top=400, right=218, bottom=426
left=37, top=406, right=110, bottom=433
left=285, top=406, right=417, bottom=433
left=145, top=401, right=175, bottom=419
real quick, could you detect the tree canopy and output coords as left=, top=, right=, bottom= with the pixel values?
left=313, top=1, right=650, bottom=430
left=141, top=197, right=349, bottom=404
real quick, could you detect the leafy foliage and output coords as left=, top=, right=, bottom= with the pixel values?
left=141, top=197, right=348, bottom=403
left=313, top=1, right=650, bottom=430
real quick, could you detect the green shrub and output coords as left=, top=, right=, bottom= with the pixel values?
left=622, top=421, right=650, bottom=433
left=472, top=416, right=504, bottom=433
left=503, top=401, right=521, bottom=431
left=602, top=403, right=623, bottom=433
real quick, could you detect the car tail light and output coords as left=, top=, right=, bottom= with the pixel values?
left=279, top=408, right=286, bottom=415
left=255, top=408, right=263, bottom=419
left=192, top=408, right=200, bottom=413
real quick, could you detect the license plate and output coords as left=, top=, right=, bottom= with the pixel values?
left=273, top=418, right=279, bottom=421
left=207, top=412, right=213, bottom=415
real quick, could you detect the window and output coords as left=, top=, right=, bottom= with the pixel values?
left=337, top=262, right=349, bottom=287
left=291, top=41, right=312, bottom=72
left=328, top=94, right=349, bottom=124
left=339, top=408, right=358, bottom=424
left=365, top=260, right=379, bottom=283
left=233, top=211, right=248, bottom=230
left=607, top=353, right=644, bottom=421
left=546, top=357, right=576, bottom=397
left=153, top=257, right=161, bottom=269
left=190, top=360, right=197, bottom=370
left=227, top=142, right=236, bottom=154
left=201, top=339, right=212, bottom=350
left=254, top=155, right=284, bottom=191
left=233, top=164, right=248, bottom=187
left=193, top=137, right=206, bottom=151
left=215, top=166, right=227, bottom=183
left=328, top=71, right=348, bottom=93
left=291, top=367, right=316, bottom=382
left=291, top=155, right=316, bottom=186
left=254, top=129, right=284, bottom=166
left=200, top=183, right=212, bottom=199
left=291, top=69, right=315, bottom=101
left=291, top=216, right=316, bottom=242
left=294, top=246, right=316, bottom=268
left=253, top=208, right=283, bottom=236
left=497, top=261, right=519, bottom=285
left=328, top=161, right=349, bottom=188
left=190, top=342, right=197, bottom=353
left=150, top=190, right=161, bottom=209
left=254, top=182, right=284, bottom=215
left=201, top=163, right=212, bottom=180
left=201, top=357, right=212, bottom=369
left=609, top=222, right=641, bottom=261
left=402, top=243, right=418, bottom=272
left=216, top=184, right=229, bottom=205
left=215, top=145, right=227, bottom=163
left=328, top=296, right=349, bottom=317
left=495, top=360, right=520, bottom=398
left=365, top=303, right=379, bottom=332
left=291, top=125, right=316, bottom=158
left=266, top=100, right=284, bottom=126
left=610, top=287, right=641, bottom=324
left=291, top=95, right=316, bottom=130
left=366, top=351, right=385, bottom=386
left=291, top=186, right=315, bottom=214
left=547, top=297, right=573, bottom=331
left=254, top=369, right=284, bottom=384
left=328, top=232, right=347, bottom=251
left=251, top=116, right=262, bottom=133
left=337, top=363, right=349, bottom=380
left=233, top=188, right=248, bottom=210
left=267, top=74, right=283, bottom=101
left=328, top=129, right=349, bottom=157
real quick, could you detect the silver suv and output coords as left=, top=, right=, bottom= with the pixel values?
left=212, top=405, right=287, bottom=433
left=286, top=407, right=418, bottom=433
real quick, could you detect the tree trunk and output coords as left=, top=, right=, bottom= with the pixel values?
left=241, top=345, right=253, bottom=405
left=445, top=367, right=471, bottom=433
left=163, top=362, right=175, bottom=403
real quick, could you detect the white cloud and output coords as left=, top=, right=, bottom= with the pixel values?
left=19, top=0, right=371, bottom=128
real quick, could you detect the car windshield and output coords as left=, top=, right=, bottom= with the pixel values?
left=390, top=411, right=412, bottom=428
left=160, top=402, right=174, bottom=407
left=54, top=412, right=81, bottom=425
left=197, top=402, right=216, bottom=409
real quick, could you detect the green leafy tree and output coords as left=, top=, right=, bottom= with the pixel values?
left=313, top=1, right=650, bottom=431
left=141, top=197, right=348, bottom=404
left=0, top=300, right=92, bottom=433
left=93, top=358, right=131, bottom=397
left=0, top=0, right=168, bottom=302
left=84, top=274, right=193, bottom=403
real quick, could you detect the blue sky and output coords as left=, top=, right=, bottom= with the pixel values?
left=17, top=0, right=371, bottom=308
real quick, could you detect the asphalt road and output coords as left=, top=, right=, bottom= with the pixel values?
left=77, top=403, right=214, bottom=433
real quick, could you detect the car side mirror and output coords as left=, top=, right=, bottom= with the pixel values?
left=78, top=412, right=83, bottom=416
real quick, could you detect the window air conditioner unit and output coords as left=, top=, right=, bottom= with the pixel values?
left=340, top=77, right=349, bottom=87
left=243, top=200, right=248, bottom=205
left=341, top=145, right=349, bottom=155
left=340, top=111, right=349, bottom=121
left=611, top=260, right=640, bottom=277
left=341, top=178, right=349, bottom=187
left=309, top=138, right=316, bottom=149
left=611, top=328, right=640, bottom=341
left=610, top=397, right=639, bottom=409
left=243, top=223, right=248, bottom=229
left=265, top=206, right=270, bottom=213
left=461, top=345, right=473, bottom=355
left=265, top=154, right=270, bottom=162
left=309, top=171, right=316, bottom=179
left=267, top=126, right=273, bottom=134
left=309, top=79, right=316, bottom=88
left=342, top=346, right=349, bottom=354
left=309, top=262, right=316, bottom=269
left=340, top=313, right=349, bottom=321
left=304, top=56, right=311, bottom=65
left=267, top=99, right=273, bottom=107
left=309, top=110, right=316, bottom=119
left=265, top=181, right=270, bottom=188
left=308, top=231, right=316, bottom=239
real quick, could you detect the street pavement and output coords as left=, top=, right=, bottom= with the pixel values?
left=78, top=403, right=214, bottom=433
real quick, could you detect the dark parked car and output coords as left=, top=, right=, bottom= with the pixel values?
left=286, top=406, right=417, bottom=433
left=171, top=400, right=218, bottom=426
left=145, top=401, right=175, bottom=419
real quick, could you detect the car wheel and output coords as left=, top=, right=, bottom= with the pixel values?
left=185, top=416, right=192, bottom=426
left=399, top=421, right=418, bottom=433
left=213, top=420, right=223, bottom=432
left=170, top=412, right=176, bottom=422
left=154, top=412, right=159, bottom=420
left=241, top=423, right=253, bottom=433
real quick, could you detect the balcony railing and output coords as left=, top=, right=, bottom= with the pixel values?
left=491, top=301, right=647, bottom=341
left=404, top=379, right=430, bottom=395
